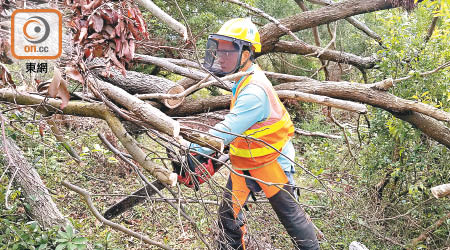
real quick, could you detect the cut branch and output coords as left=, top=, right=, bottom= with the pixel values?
left=430, top=183, right=450, bottom=199
left=0, top=134, right=68, bottom=229
left=276, top=80, right=450, bottom=123
left=295, top=128, right=341, bottom=139
left=102, top=111, right=177, bottom=186
left=0, top=89, right=177, bottom=185
left=88, top=58, right=185, bottom=109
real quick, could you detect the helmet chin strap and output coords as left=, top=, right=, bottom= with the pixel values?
left=235, top=55, right=251, bottom=73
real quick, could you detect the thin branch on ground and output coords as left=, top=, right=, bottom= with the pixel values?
left=61, top=181, right=173, bottom=250
left=327, top=107, right=360, bottom=166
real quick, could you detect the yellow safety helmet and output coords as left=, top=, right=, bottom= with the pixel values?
left=216, top=18, right=261, bottom=53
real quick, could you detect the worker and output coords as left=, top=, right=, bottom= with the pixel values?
left=180, top=18, right=319, bottom=250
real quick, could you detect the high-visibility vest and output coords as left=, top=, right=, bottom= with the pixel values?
left=229, top=65, right=295, bottom=170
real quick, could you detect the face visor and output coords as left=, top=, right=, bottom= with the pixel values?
left=203, top=34, right=252, bottom=77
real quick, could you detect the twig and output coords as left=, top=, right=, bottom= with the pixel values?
left=224, top=0, right=304, bottom=44
left=47, top=118, right=81, bottom=163
left=327, top=107, right=360, bottom=166
left=408, top=211, right=450, bottom=249
left=295, top=128, right=341, bottom=139
left=317, top=22, right=337, bottom=58
left=98, top=133, right=212, bottom=249
left=61, top=181, right=172, bottom=250
left=393, top=61, right=450, bottom=83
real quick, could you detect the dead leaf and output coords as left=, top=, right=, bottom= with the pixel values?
left=0, top=64, right=14, bottom=88
left=114, top=38, right=122, bottom=54
left=100, top=9, right=114, bottom=24
left=104, top=25, right=115, bottom=38
left=39, top=122, right=45, bottom=137
left=108, top=50, right=126, bottom=76
left=48, top=67, right=62, bottom=97
left=91, top=14, right=104, bottom=33
left=58, top=79, right=70, bottom=110
left=65, top=66, right=85, bottom=84
left=129, top=40, right=135, bottom=60
left=48, top=67, right=71, bottom=110
left=79, top=27, right=88, bottom=42
left=93, top=44, right=103, bottom=57
left=84, top=48, right=92, bottom=58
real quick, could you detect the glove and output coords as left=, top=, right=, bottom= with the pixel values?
left=177, top=152, right=218, bottom=189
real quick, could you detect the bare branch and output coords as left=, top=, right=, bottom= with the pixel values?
left=305, top=0, right=383, bottom=46
left=62, top=181, right=173, bottom=250
left=136, top=0, right=187, bottom=40
left=408, top=211, right=450, bottom=249
left=88, top=77, right=181, bottom=137
left=260, top=0, right=396, bottom=53
left=295, top=128, right=342, bottom=139
left=277, top=90, right=368, bottom=113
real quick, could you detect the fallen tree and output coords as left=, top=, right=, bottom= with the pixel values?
left=0, top=132, right=68, bottom=229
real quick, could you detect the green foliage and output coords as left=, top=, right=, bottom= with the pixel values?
left=54, top=225, right=87, bottom=250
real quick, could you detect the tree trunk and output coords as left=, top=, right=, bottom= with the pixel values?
left=0, top=137, right=68, bottom=229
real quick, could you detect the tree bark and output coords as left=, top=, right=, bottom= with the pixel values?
left=90, top=77, right=181, bottom=137
left=88, top=58, right=185, bottom=109
left=0, top=137, right=68, bottom=229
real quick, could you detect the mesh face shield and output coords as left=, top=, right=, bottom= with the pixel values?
left=203, top=34, right=252, bottom=77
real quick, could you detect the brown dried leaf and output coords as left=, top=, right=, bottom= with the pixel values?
left=93, top=44, right=104, bottom=57
left=108, top=50, right=126, bottom=76
left=0, top=64, right=14, bottom=88
left=48, top=67, right=71, bottom=109
left=129, top=40, right=135, bottom=60
left=100, top=9, right=114, bottom=24
left=65, top=66, right=85, bottom=84
left=114, top=38, right=122, bottom=54
left=91, top=14, right=104, bottom=33
left=39, top=122, right=45, bottom=138
left=48, top=67, right=62, bottom=97
left=88, top=33, right=102, bottom=39
left=104, top=25, right=115, bottom=38
left=84, top=48, right=92, bottom=58
left=58, top=79, right=70, bottom=110
left=127, top=22, right=139, bottom=40
left=79, top=27, right=88, bottom=42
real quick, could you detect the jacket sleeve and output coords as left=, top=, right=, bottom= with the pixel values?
left=190, top=85, right=268, bottom=155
